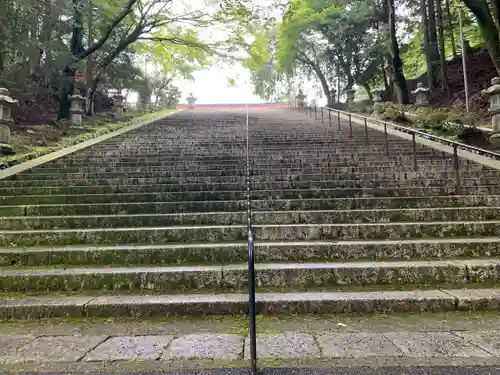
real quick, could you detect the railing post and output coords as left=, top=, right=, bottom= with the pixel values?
left=328, top=110, right=331, bottom=127
left=453, top=144, right=461, bottom=194
left=314, top=105, right=317, bottom=120
left=384, top=123, right=389, bottom=155
left=364, top=117, right=369, bottom=144
left=337, top=112, right=340, bottom=130
left=348, top=114, right=352, bottom=137
left=412, top=133, right=418, bottom=171
left=321, top=107, right=324, bottom=122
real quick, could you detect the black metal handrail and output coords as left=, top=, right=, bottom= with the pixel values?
left=295, top=102, right=500, bottom=195
left=245, top=110, right=257, bottom=374
left=299, top=103, right=500, bottom=160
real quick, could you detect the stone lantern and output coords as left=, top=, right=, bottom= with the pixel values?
left=0, top=88, right=19, bottom=154
left=483, top=77, right=500, bottom=145
left=411, top=82, right=430, bottom=106
left=372, top=88, right=385, bottom=103
left=346, top=88, right=355, bottom=106
left=113, top=94, right=124, bottom=118
left=296, top=89, right=307, bottom=108
left=187, top=93, right=197, bottom=109
left=69, top=94, right=86, bottom=126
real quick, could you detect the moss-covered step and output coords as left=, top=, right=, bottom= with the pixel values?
left=251, top=221, right=500, bottom=241
left=0, top=200, right=248, bottom=217
left=28, top=163, right=247, bottom=174
left=0, top=175, right=245, bottom=187
left=43, top=156, right=245, bottom=166
left=250, top=170, right=500, bottom=183
left=0, top=225, right=248, bottom=247
left=0, top=259, right=493, bottom=293
left=251, top=207, right=500, bottom=224
left=253, top=195, right=500, bottom=211
left=2, top=237, right=500, bottom=267
left=0, top=182, right=249, bottom=196
left=0, top=178, right=494, bottom=197
left=11, top=168, right=246, bottom=181
left=248, top=186, right=500, bottom=199
left=0, top=212, right=247, bottom=230
left=0, top=191, right=247, bottom=206
left=0, top=289, right=467, bottom=319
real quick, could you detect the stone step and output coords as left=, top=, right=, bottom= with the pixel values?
left=3, top=288, right=500, bottom=319
left=0, top=178, right=496, bottom=196
left=0, top=191, right=248, bottom=205
left=42, top=153, right=457, bottom=166
left=3, top=186, right=499, bottom=207
left=0, top=225, right=248, bottom=247
left=21, top=160, right=476, bottom=175
left=250, top=221, right=500, bottom=241
left=2, top=195, right=498, bottom=217
left=1, top=221, right=499, bottom=247
left=0, top=259, right=497, bottom=293
left=1, top=238, right=499, bottom=267
left=0, top=200, right=249, bottom=216
left=2, top=207, right=500, bottom=230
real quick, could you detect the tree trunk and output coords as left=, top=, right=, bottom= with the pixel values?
left=57, top=65, right=75, bottom=120
left=421, top=0, right=435, bottom=90
left=0, top=0, right=5, bottom=74
left=387, top=0, right=410, bottom=104
left=436, top=0, right=449, bottom=93
left=427, top=0, right=440, bottom=89
left=362, top=83, right=373, bottom=101
left=462, top=0, right=500, bottom=75
left=86, top=74, right=99, bottom=116
left=445, top=0, right=457, bottom=58
left=86, top=0, right=94, bottom=104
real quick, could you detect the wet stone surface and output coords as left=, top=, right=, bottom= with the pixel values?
left=0, top=335, right=108, bottom=363
left=84, top=335, right=174, bottom=362
left=317, top=332, right=403, bottom=357
left=385, top=331, right=492, bottom=358
left=244, top=332, right=320, bottom=359
left=163, top=334, right=244, bottom=360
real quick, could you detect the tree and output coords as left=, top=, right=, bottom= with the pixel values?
left=462, top=0, right=500, bottom=75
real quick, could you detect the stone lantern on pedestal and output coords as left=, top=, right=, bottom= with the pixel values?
left=372, top=88, right=385, bottom=103
left=113, top=94, right=124, bottom=118
left=69, top=94, right=86, bottom=126
left=346, top=88, right=355, bottom=106
left=187, top=93, right=197, bottom=109
left=411, top=82, right=430, bottom=106
left=0, top=88, right=19, bottom=155
left=482, top=77, right=500, bottom=146
left=296, top=89, right=306, bottom=108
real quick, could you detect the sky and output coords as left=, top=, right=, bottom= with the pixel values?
left=129, top=0, right=326, bottom=106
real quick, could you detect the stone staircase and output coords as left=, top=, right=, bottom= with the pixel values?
left=0, top=108, right=500, bottom=319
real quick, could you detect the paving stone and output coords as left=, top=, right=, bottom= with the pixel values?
left=84, top=335, right=174, bottom=361
left=0, top=335, right=35, bottom=356
left=453, top=330, right=500, bottom=356
left=244, top=332, right=319, bottom=359
left=0, top=335, right=108, bottom=363
left=162, top=333, right=243, bottom=360
left=385, top=331, right=492, bottom=358
left=316, top=332, right=404, bottom=357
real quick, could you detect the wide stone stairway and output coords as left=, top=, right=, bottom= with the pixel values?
left=0, top=108, right=500, bottom=318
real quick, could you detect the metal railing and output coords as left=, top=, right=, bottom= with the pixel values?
left=295, top=103, right=500, bottom=195
left=245, top=107, right=257, bottom=374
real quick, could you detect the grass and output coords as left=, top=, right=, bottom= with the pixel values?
left=0, top=108, right=177, bottom=168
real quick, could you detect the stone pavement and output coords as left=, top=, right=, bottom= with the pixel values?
left=1, top=313, right=500, bottom=371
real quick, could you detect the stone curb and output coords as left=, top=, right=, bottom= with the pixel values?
left=2, top=288, right=500, bottom=319
left=0, top=109, right=183, bottom=181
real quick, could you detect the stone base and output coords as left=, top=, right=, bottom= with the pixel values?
left=489, top=132, right=500, bottom=147
left=188, top=105, right=195, bottom=109
left=0, top=142, right=14, bottom=155
left=414, top=102, right=429, bottom=107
